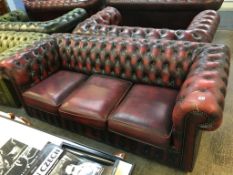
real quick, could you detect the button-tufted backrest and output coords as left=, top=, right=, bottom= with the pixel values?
left=0, top=10, right=29, bottom=22
left=55, top=34, right=204, bottom=89
left=23, top=0, right=103, bottom=21
left=24, top=0, right=102, bottom=11
left=0, top=8, right=87, bottom=34
left=0, top=31, right=48, bottom=55
left=73, top=7, right=220, bottom=43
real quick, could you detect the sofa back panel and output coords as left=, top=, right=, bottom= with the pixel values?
left=24, top=0, right=102, bottom=11
left=0, top=31, right=48, bottom=53
left=106, top=0, right=224, bottom=11
left=0, top=10, right=29, bottom=22
left=1, top=38, right=60, bottom=91
left=74, top=23, right=203, bottom=42
left=0, top=8, right=87, bottom=34
left=73, top=7, right=220, bottom=43
left=55, top=34, right=202, bottom=89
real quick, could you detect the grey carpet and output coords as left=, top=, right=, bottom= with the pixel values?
left=219, top=11, right=233, bottom=30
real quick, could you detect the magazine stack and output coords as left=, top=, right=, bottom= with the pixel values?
left=0, top=138, right=133, bottom=175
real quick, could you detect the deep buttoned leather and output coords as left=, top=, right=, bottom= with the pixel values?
left=1, top=33, right=230, bottom=171
left=73, top=7, right=220, bottom=43
left=109, top=84, right=178, bottom=147
left=0, top=8, right=87, bottom=33
left=23, top=71, right=87, bottom=114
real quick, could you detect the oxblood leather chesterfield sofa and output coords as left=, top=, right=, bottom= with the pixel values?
left=23, top=0, right=104, bottom=21
left=0, top=31, right=48, bottom=107
left=73, top=7, right=220, bottom=43
left=1, top=34, right=230, bottom=171
left=0, top=8, right=86, bottom=33
left=106, top=0, right=224, bottom=28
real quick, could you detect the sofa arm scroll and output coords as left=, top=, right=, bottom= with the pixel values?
left=187, top=10, right=220, bottom=43
left=173, top=44, right=230, bottom=132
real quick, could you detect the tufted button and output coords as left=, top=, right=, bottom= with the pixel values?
left=0, top=8, right=87, bottom=33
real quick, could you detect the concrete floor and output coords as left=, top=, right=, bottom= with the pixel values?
left=0, top=30, right=233, bottom=175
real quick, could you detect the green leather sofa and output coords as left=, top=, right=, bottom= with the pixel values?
left=0, top=31, right=48, bottom=107
left=0, top=10, right=29, bottom=22
left=0, top=8, right=87, bottom=33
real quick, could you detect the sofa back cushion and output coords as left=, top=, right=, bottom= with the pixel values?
left=55, top=34, right=201, bottom=89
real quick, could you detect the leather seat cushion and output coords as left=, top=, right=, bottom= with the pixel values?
left=22, top=71, right=87, bottom=114
left=59, top=75, right=132, bottom=129
left=108, top=84, right=178, bottom=148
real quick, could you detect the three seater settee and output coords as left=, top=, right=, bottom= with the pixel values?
left=0, top=33, right=230, bottom=171
left=73, top=7, right=220, bottom=43
left=0, top=31, right=48, bottom=107
left=106, top=0, right=224, bottom=28
left=0, top=8, right=87, bottom=33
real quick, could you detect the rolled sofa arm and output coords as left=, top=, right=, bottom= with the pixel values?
left=75, top=6, right=122, bottom=27
left=0, top=37, right=60, bottom=92
left=0, top=10, right=29, bottom=22
left=40, top=8, right=87, bottom=33
left=173, top=44, right=230, bottom=132
left=187, top=10, right=220, bottom=43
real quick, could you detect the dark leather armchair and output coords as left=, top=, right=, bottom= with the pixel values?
left=0, top=34, right=230, bottom=171
left=0, top=31, right=48, bottom=107
left=106, top=0, right=224, bottom=28
left=23, top=0, right=104, bottom=21
left=0, top=8, right=87, bottom=33
left=73, top=7, right=220, bottom=43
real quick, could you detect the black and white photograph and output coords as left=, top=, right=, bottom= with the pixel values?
left=0, top=138, right=27, bottom=175
left=49, top=151, right=104, bottom=175
left=5, top=146, right=40, bottom=175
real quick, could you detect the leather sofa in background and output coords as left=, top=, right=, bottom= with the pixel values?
left=0, top=31, right=48, bottom=107
left=1, top=34, right=230, bottom=171
left=0, top=10, right=29, bottom=22
left=0, top=8, right=87, bottom=33
left=0, top=1, right=8, bottom=15
left=106, top=0, right=224, bottom=28
left=23, top=0, right=104, bottom=21
left=73, top=7, right=220, bottom=43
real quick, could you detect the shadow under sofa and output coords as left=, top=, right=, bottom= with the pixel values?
left=1, top=34, right=230, bottom=172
